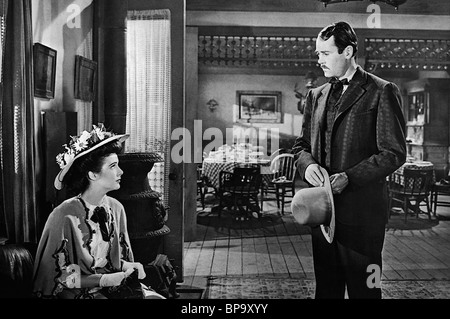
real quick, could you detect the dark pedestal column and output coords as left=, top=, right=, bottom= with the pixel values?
left=109, top=152, right=170, bottom=264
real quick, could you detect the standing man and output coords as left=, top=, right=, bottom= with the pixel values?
left=292, top=21, right=406, bottom=299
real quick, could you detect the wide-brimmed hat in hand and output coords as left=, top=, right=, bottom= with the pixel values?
left=291, top=166, right=335, bottom=243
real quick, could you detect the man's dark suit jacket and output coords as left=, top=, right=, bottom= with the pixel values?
left=292, top=66, right=407, bottom=226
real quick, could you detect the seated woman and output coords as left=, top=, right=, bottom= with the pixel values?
left=32, top=124, right=164, bottom=299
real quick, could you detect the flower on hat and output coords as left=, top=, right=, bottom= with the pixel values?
left=56, top=123, right=115, bottom=169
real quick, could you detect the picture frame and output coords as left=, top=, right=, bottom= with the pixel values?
left=236, top=90, right=282, bottom=123
left=33, top=43, right=57, bottom=99
left=74, top=55, right=97, bottom=102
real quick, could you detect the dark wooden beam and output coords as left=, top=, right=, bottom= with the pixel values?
left=95, top=0, right=128, bottom=134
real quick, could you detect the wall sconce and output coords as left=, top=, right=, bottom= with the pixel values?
left=294, top=71, right=318, bottom=114
left=207, top=99, right=218, bottom=112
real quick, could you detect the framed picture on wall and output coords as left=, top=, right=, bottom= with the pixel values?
left=236, top=90, right=282, bottom=123
left=33, top=43, right=57, bottom=99
left=74, top=55, right=97, bottom=102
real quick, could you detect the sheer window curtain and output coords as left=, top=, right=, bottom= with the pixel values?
left=0, top=0, right=38, bottom=243
left=126, top=10, right=172, bottom=205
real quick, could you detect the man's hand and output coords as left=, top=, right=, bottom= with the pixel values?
left=305, top=164, right=325, bottom=187
left=329, top=172, right=348, bottom=194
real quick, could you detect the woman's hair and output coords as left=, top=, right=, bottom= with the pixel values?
left=63, top=140, right=123, bottom=195
left=319, top=21, right=358, bottom=57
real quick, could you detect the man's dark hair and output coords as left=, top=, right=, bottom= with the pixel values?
left=319, top=21, right=358, bottom=57
left=64, top=140, right=124, bottom=196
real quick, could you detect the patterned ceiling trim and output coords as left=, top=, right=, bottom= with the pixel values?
left=198, top=35, right=321, bottom=70
left=198, top=35, right=450, bottom=72
left=365, top=38, right=450, bottom=72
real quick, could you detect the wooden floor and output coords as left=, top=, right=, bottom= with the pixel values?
left=182, top=191, right=450, bottom=296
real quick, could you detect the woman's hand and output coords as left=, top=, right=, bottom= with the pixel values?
left=122, top=261, right=146, bottom=279
left=99, top=268, right=134, bottom=287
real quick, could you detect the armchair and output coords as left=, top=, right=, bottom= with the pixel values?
left=387, top=168, right=434, bottom=222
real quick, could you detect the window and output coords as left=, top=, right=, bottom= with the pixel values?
left=407, top=91, right=429, bottom=124
left=126, top=9, right=172, bottom=203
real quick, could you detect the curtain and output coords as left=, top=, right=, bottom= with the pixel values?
left=0, top=0, right=7, bottom=239
left=0, top=0, right=38, bottom=243
left=126, top=10, right=172, bottom=204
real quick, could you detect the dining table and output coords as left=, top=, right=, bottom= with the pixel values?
left=202, top=158, right=272, bottom=192
left=389, top=160, right=435, bottom=187
left=396, top=160, right=434, bottom=172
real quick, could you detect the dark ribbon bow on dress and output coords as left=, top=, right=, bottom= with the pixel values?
left=91, top=206, right=110, bottom=242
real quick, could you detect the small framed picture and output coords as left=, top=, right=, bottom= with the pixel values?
left=33, top=43, right=57, bottom=99
left=236, top=90, right=282, bottom=123
left=74, top=55, right=97, bottom=102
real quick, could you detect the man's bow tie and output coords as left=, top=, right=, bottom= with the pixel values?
left=329, top=77, right=349, bottom=86
left=91, top=206, right=110, bottom=241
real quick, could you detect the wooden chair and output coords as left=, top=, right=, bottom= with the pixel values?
left=218, top=166, right=262, bottom=220
left=262, top=149, right=285, bottom=203
left=264, top=153, right=296, bottom=215
left=269, top=148, right=288, bottom=162
left=197, top=164, right=206, bottom=209
left=430, top=179, right=450, bottom=217
left=197, top=163, right=216, bottom=209
left=387, top=168, right=434, bottom=222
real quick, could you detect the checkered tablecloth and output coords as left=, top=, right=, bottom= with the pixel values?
left=390, top=161, right=435, bottom=187
left=202, top=160, right=272, bottom=190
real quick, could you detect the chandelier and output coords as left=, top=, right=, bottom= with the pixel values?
left=318, top=0, right=407, bottom=10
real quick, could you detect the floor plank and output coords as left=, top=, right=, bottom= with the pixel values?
left=209, top=238, right=228, bottom=277
left=267, top=237, right=289, bottom=277
left=242, top=237, right=258, bottom=276
left=254, top=237, right=273, bottom=276
left=227, top=238, right=243, bottom=275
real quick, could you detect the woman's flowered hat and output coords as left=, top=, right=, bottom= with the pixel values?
left=54, top=123, right=129, bottom=190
